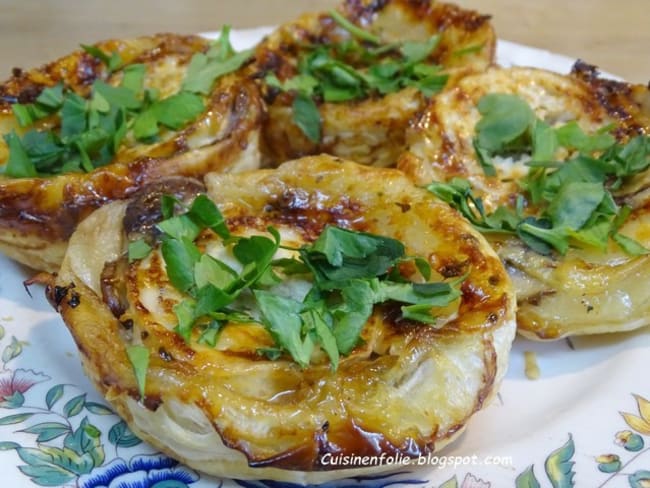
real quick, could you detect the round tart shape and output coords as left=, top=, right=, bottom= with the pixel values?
left=398, top=64, right=650, bottom=339
left=255, top=0, right=495, bottom=167
left=48, top=156, right=516, bottom=482
left=0, top=33, right=263, bottom=272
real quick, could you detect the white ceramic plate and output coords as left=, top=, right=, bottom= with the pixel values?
left=1, top=29, right=649, bottom=488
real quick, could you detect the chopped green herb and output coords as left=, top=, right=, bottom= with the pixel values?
left=3, top=31, right=244, bottom=178
left=182, top=26, right=253, bottom=95
left=328, top=10, right=381, bottom=45
left=442, top=93, right=650, bottom=256
left=292, top=93, right=322, bottom=143
left=125, top=345, right=149, bottom=399
left=128, top=239, right=152, bottom=262
left=2, top=132, right=37, bottom=177
left=150, top=194, right=462, bottom=368
left=266, top=22, right=447, bottom=142
left=81, top=44, right=123, bottom=72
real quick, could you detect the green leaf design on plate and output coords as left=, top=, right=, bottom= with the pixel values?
left=108, top=419, right=142, bottom=448
left=63, top=417, right=104, bottom=468
left=516, top=465, right=542, bottom=488
left=0, top=441, right=20, bottom=450
left=438, top=477, right=458, bottom=488
left=45, top=385, right=65, bottom=410
left=1, top=391, right=25, bottom=408
left=545, top=434, right=576, bottom=488
left=20, top=422, right=71, bottom=443
left=151, top=481, right=191, bottom=488
left=629, top=470, right=650, bottom=488
left=62, top=394, right=86, bottom=418
left=0, top=412, right=35, bottom=425
left=0, top=324, right=5, bottom=340
left=2, top=336, right=23, bottom=363
left=84, top=402, right=114, bottom=415
left=16, top=445, right=93, bottom=485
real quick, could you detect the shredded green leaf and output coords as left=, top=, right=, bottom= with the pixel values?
left=146, top=194, right=462, bottom=369
left=265, top=19, right=447, bottom=142
left=125, top=345, right=149, bottom=399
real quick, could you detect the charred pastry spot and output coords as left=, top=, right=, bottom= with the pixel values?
left=46, top=282, right=76, bottom=310
left=11, top=67, right=22, bottom=77
left=143, top=394, right=162, bottom=412
left=67, top=292, right=81, bottom=308
left=488, top=275, right=500, bottom=286
left=524, top=290, right=557, bottom=307
left=321, top=421, right=329, bottom=432
left=101, top=258, right=129, bottom=319
left=159, top=347, right=173, bottom=362
left=120, top=319, right=134, bottom=330
left=439, top=259, right=468, bottom=278
left=460, top=280, right=488, bottom=307
left=395, top=202, right=411, bottom=213
left=487, top=312, right=498, bottom=324
left=141, top=331, right=149, bottom=340
left=123, top=177, right=205, bottom=239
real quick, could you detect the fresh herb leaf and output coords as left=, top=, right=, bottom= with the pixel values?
left=182, top=27, right=253, bottom=95
left=328, top=10, right=381, bottom=45
left=548, top=182, right=606, bottom=230
left=555, top=121, right=616, bottom=153
left=125, top=345, right=149, bottom=399
left=292, top=92, right=321, bottom=143
left=255, top=291, right=314, bottom=367
left=475, top=93, right=535, bottom=153
left=128, top=239, right=152, bottom=262
left=2, top=131, right=37, bottom=177
left=120, top=64, right=146, bottom=95
left=613, top=233, right=650, bottom=256
left=194, top=254, right=238, bottom=290
left=173, top=300, right=196, bottom=342
left=399, top=35, right=440, bottom=65
left=150, top=91, right=204, bottom=130
left=161, top=238, right=201, bottom=293
left=81, top=44, right=123, bottom=72
left=187, top=194, right=230, bottom=239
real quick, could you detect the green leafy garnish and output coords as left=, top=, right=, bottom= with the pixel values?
left=429, top=138, right=650, bottom=256
left=328, top=10, right=381, bottom=45
left=146, top=195, right=462, bottom=369
left=81, top=44, right=123, bottom=72
left=266, top=15, right=448, bottom=142
left=125, top=345, right=149, bottom=399
left=292, top=93, right=322, bottom=143
left=2, top=31, right=250, bottom=178
left=182, top=25, right=253, bottom=95
left=431, top=93, right=650, bottom=256
left=128, top=239, right=152, bottom=262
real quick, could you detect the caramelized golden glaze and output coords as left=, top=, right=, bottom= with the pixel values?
left=0, top=34, right=264, bottom=272
left=50, top=156, right=515, bottom=482
left=255, top=0, right=495, bottom=167
left=398, top=65, right=650, bottom=339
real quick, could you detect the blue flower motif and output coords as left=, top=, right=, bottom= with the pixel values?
left=234, top=471, right=428, bottom=488
left=78, top=454, right=200, bottom=488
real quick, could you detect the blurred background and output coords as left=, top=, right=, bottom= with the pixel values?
left=0, top=0, right=647, bottom=83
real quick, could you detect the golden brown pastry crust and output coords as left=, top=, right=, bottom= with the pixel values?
left=0, top=34, right=264, bottom=272
left=48, top=156, right=516, bottom=482
left=255, top=0, right=496, bottom=167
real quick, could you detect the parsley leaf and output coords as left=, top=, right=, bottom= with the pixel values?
left=125, top=345, right=149, bottom=399
left=292, top=93, right=322, bottom=143
left=182, top=26, right=253, bottom=95
left=151, top=194, right=463, bottom=368
left=128, top=239, right=152, bottom=262
left=2, top=131, right=37, bottom=177
left=328, top=10, right=381, bottom=45
left=81, top=44, right=123, bottom=72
